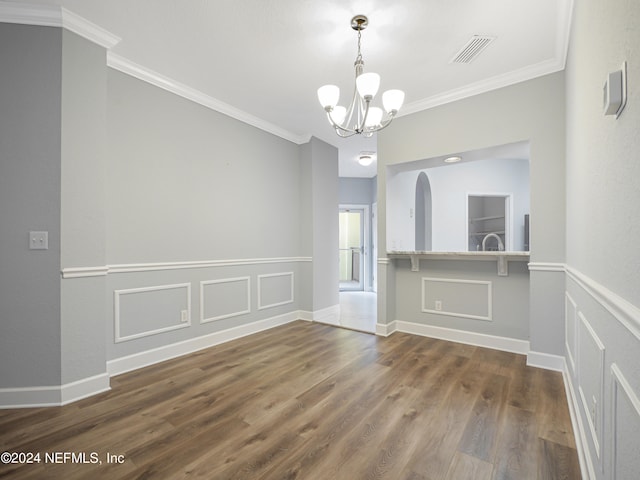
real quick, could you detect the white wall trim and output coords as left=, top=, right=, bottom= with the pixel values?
left=566, top=265, right=640, bottom=341
left=62, top=266, right=109, bottom=278
left=257, top=272, right=294, bottom=310
left=394, top=320, right=530, bottom=354
left=60, top=373, right=111, bottom=405
left=61, top=256, right=311, bottom=278
left=114, top=283, right=191, bottom=343
left=107, top=52, right=308, bottom=145
left=0, top=1, right=60, bottom=26
left=563, top=360, right=597, bottom=480
left=528, top=262, right=566, bottom=272
left=107, top=311, right=300, bottom=377
left=610, top=363, right=640, bottom=480
left=200, top=276, right=251, bottom=324
left=60, top=7, right=120, bottom=48
left=0, top=373, right=110, bottom=409
left=577, top=312, right=605, bottom=460
left=526, top=350, right=566, bottom=371
left=375, top=320, right=397, bottom=337
left=400, top=57, right=565, bottom=118
left=0, top=1, right=120, bottom=48
left=565, top=292, right=578, bottom=375
left=421, top=277, right=492, bottom=321
left=311, top=304, right=341, bottom=326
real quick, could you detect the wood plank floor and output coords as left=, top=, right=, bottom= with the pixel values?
left=0, top=321, right=581, bottom=479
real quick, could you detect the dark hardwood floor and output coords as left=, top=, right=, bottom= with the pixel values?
left=0, top=321, right=581, bottom=479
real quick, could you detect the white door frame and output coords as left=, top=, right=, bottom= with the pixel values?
left=339, top=204, right=370, bottom=291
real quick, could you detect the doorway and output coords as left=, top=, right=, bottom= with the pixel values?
left=339, top=205, right=369, bottom=291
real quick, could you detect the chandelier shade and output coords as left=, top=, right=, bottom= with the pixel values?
left=317, top=15, right=404, bottom=137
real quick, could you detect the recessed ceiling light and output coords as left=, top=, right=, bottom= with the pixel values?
left=444, top=156, right=462, bottom=163
left=358, top=155, right=373, bottom=166
left=358, top=151, right=376, bottom=166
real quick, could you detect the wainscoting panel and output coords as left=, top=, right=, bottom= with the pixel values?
left=258, top=272, right=294, bottom=310
left=421, top=277, right=492, bottom=321
left=577, top=311, right=605, bottom=459
left=565, top=292, right=577, bottom=375
left=114, top=283, right=191, bottom=342
left=610, top=363, right=640, bottom=480
left=200, top=276, right=251, bottom=324
left=565, top=266, right=640, bottom=479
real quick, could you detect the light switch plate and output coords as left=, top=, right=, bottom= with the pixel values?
left=29, top=231, right=49, bottom=250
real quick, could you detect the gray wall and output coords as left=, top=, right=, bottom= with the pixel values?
left=60, top=29, right=108, bottom=385
left=106, top=69, right=311, bottom=361
left=0, top=24, right=63, bottom=388
left=107, top=70, right=302, bottom=264
left=378, top=72, right=565, bottom=352
left=0, top=22, right=340, bottom=401
left=304, top=137, right=340, bottom=312
left=339, top=177, right=376, bottom=206
left=564, top=0, right=640, bottom=477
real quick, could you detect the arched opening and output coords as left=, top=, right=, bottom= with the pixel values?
left=415, top=172, right=433, bottom=251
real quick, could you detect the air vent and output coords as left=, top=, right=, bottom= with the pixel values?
left=450, top=35, right=495, bottom=64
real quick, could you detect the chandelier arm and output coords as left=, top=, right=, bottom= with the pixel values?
left=334, top=128, right=358, bottom=138
left=325, top=111, right=358, bottom=135
left=367, top=114, right=397, bottom=134
left=359, top=97, right=372, bottom=133
left=343, top=86, right=360, bottom=131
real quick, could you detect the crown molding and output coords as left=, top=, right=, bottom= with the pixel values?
left=61, top=8, right=120, bottom=49
left=400, top=0, right=573, bottom=118
left=0, top=1, right=59, bottom=26
left=0, top=1, right=120, bottom=49
left=400, top=57, right=565, bottom=117
left=107, top=52, right=309, bottom=145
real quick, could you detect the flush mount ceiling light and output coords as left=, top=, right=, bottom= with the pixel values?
left=444, top=156, right=462, bottom=163
left=317, top=15, right=405, bottom=138
left=358, top=151, right=376, bottom=166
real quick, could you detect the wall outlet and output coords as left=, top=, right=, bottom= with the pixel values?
left=180, top=310, right=189, bottom=323
left=435, top=300, right=442, bottom=311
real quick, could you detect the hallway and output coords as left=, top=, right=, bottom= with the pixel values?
left=339, top=291, right=377, bottom=333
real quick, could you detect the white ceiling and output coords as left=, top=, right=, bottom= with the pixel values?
left=8, top=0, right=573, bottom=177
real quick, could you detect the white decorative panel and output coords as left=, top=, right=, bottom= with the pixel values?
left=200, top=277, right=251, bottom=324
left=565, top=292, right=577, bottom=374
left=421, top=277, right=492, bottom=321
left=577, top=312, right=605, bottom=458
left=258, top=272, right=294, bottom=310
left=114, top=283, right=191, bottom=342
left=611, top=364, right=640, bottom=480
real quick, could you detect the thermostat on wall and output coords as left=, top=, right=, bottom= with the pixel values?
left=603, top=61, right=627, bottom=118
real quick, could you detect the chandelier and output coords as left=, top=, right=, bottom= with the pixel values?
left=317, top=15, right=405, bottom=138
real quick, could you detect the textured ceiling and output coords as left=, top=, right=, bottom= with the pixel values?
left=6, top=0, right=573, bottom=177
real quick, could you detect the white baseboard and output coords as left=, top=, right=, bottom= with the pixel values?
left=310, top=304, right=341, bottom=327
left=0, top=372, right=110, bottom=409
left=375, top=321, right=397, bottom=337
left=394, top=320, right=530, bottom=354
left=108, top=311, right=300, bottom=377
left=526, top=350, right=566, bottom=371
left=0, top=311, right=303, bottom=408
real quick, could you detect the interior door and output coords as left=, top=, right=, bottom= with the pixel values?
left=339, top=209, right=364, bottom=291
